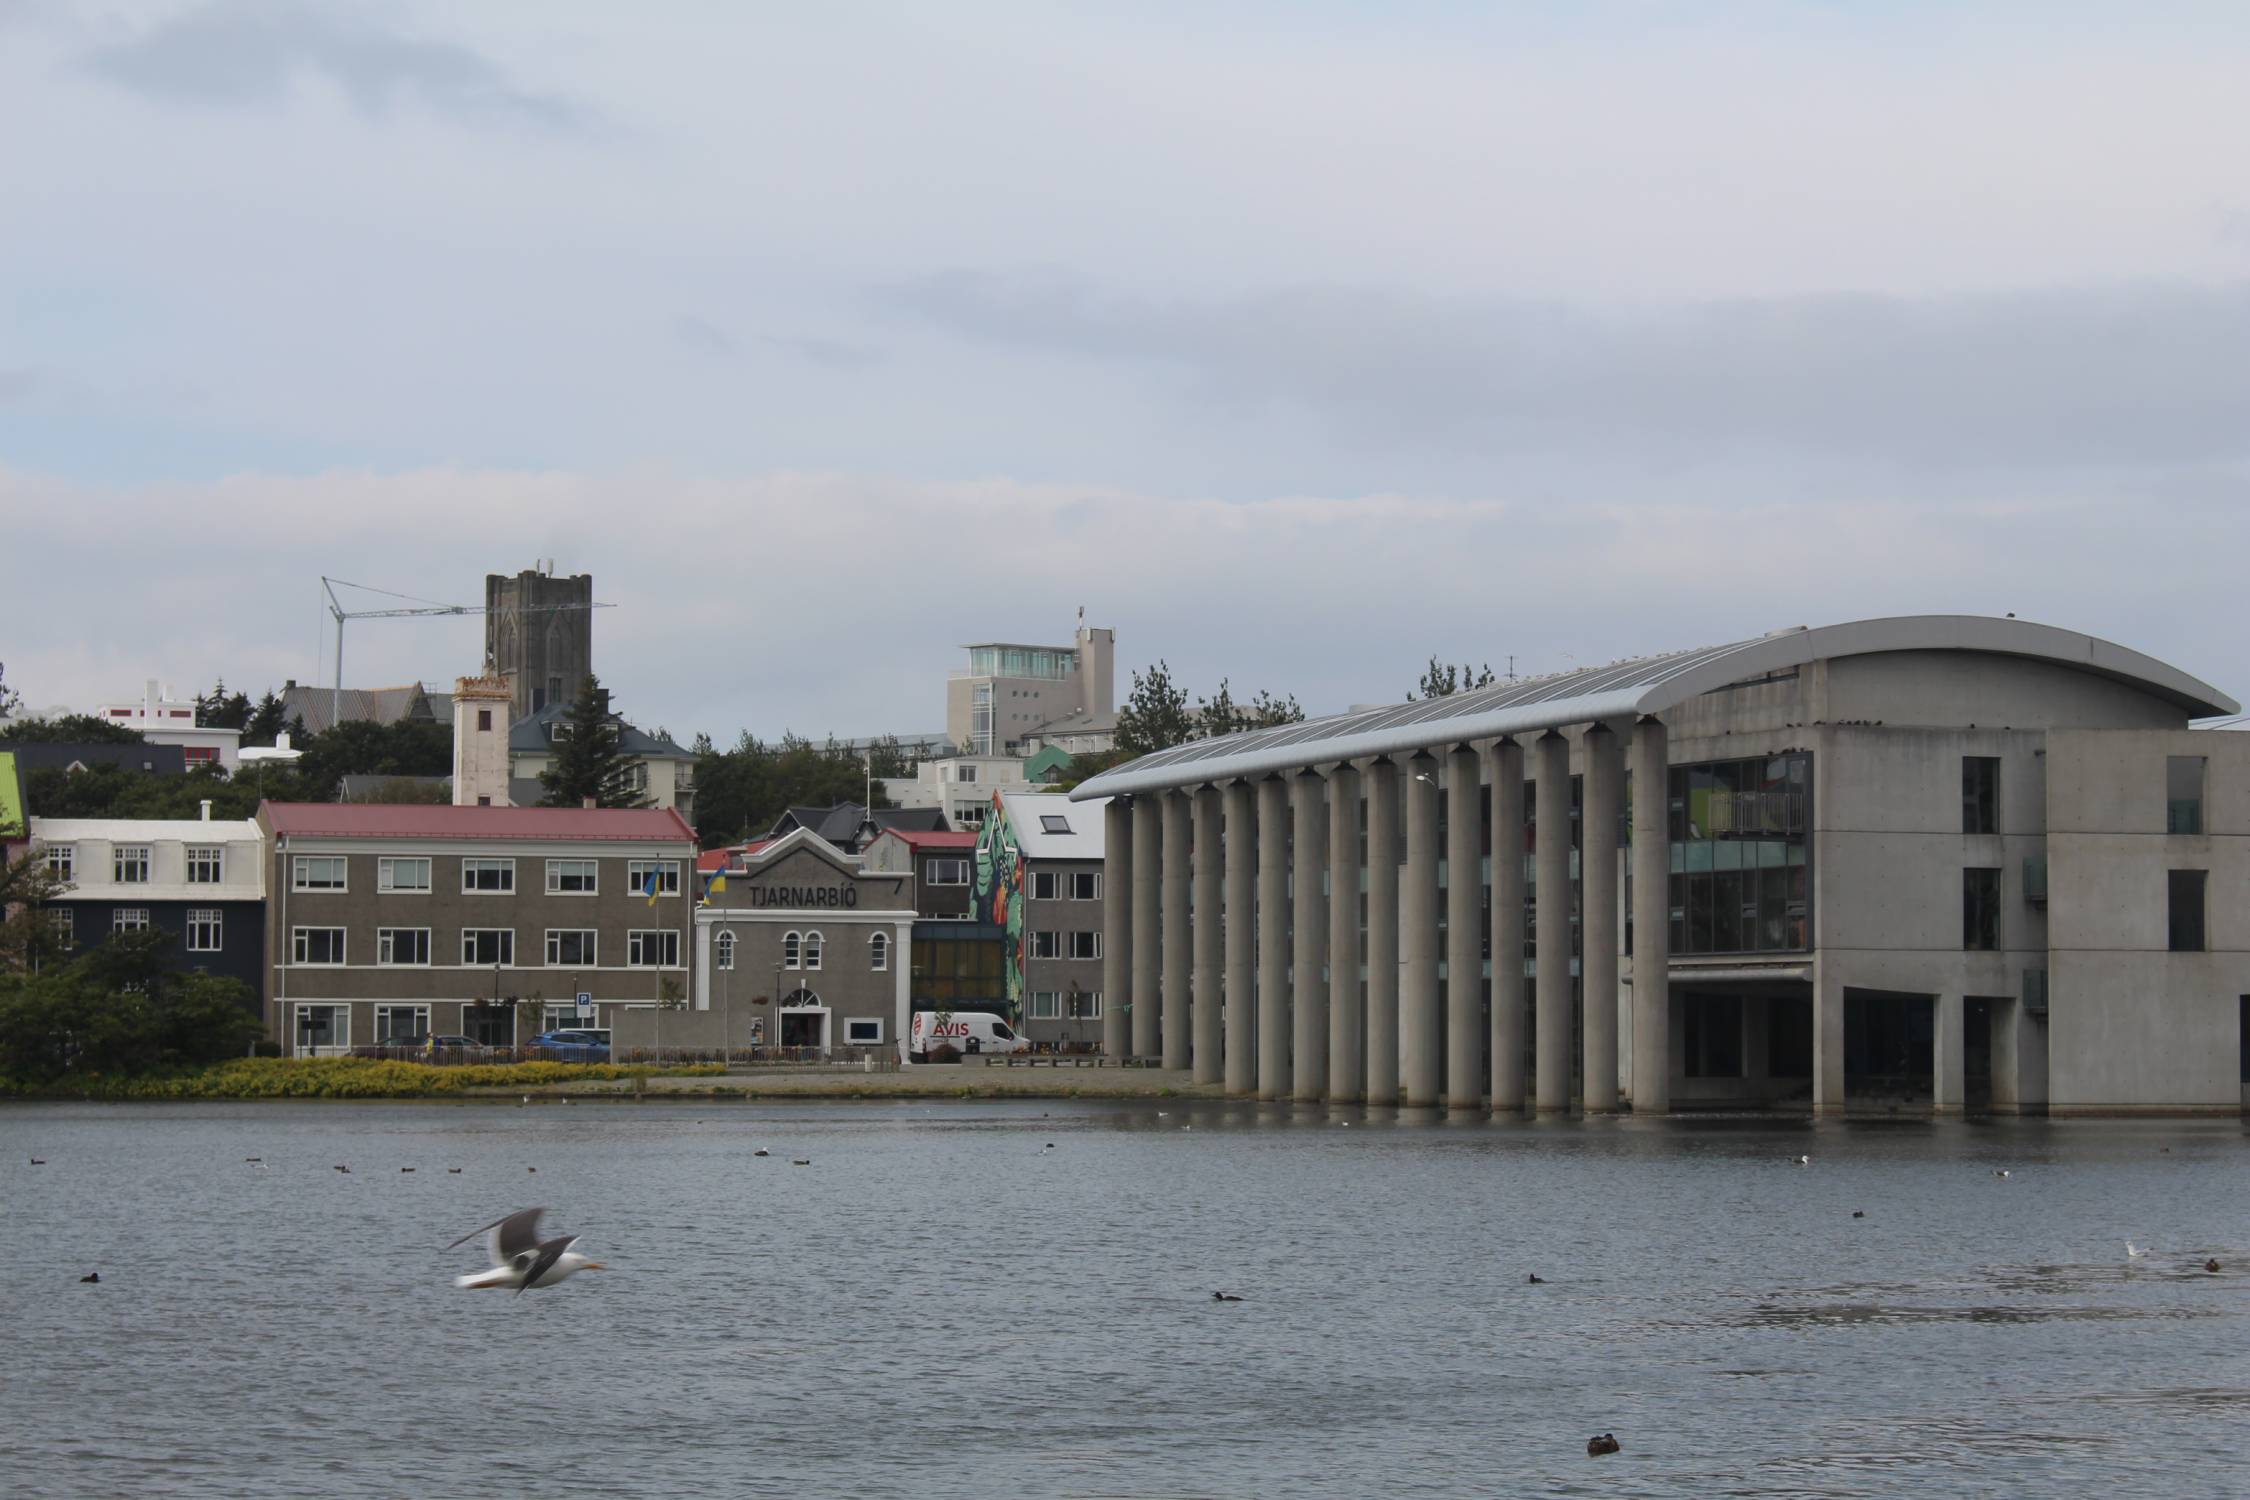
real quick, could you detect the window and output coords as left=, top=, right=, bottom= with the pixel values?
left=628, top=930, right=681, bottom=967
left=2167, top=756, right=2206, bottom=835
left=926, top=857, right=969, bottom=886
left=1070, top=871, right=1101, bottom=901
left=462, top=928, right=515, bottom=966
left=1963, top=867, right=2001, bottom=951
left=547, top=929, right=597, bottom=966
left=869, top=931, right=889, bottom=971
left=1068, top=931, right=1102, bottom=960
left=115, top=845, right=152, bottom=884
left=957, top=764, right=978, bottom=784
left=954, top=805, right=985, bottom=830
left=1031, top=870, right=1060, bottom=900
left=45, top=845, right=74, bottom=882
left=292, top=855, right=346, bottom=892
left=1029, top=930, right=1060, bottom=958
left=2169, top=870, right=2207, bottom=953
left=477, top=709, right=492, bottom=732
left=49, top=908, right=75, bottom=948
left=845, top=1017, right=884, bottom=1045
left=546, top=859, right=599, bottom=895
left=1961, top=757, right=1999, bottom=835
left=186, top=909, right=223, bottom=952
left=1067, top=991, right=1103, bottom=1020
left=802, top=931, right=824, bottom=971
left=1667, top=754, right=1813, bottom=957
left=183, top=745, right=217, bottom=767
left=462, top=858, right=515, bottom=893
left=1683, top=995, right=1745, bottom=1078
left=715, top=930, right=736, bottom=969
left=628, top=860, right=681, bottom=898
left=186, top=846, right=224, bottom=884
left=378, top=928, right=431, bottom=966
left=783, top=930, right=801, bottom=969
left=1040, top=814, right=1072, bottom=835
left=293, top=927, right=346, bottom=964
left=1027, top=991, right=1061, bottom=1020
left=374, top=1004, right=430, bottom=1042
left=378, top=857, right=432, bottom=893
left=114, top=907, right=151, bottom=933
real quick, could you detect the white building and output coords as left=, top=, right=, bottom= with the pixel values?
left=94, top=680, right=242, bottom=772
left=880, top=755, right=1031, bottom=830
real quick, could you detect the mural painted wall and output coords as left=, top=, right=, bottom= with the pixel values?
left=971, top=791, right=1025, bottom=1024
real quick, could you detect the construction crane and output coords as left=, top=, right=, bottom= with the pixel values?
left=319, top=577, right=614, bottom=731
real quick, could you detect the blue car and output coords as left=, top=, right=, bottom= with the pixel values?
left=528, top=1029, right=612, bottom=1062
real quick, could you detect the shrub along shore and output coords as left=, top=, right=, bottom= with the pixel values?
left=0, top=1056, right=727, bottom=1101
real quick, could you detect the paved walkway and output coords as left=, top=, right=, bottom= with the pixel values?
left=488, top=1060, right=1224, bottom=1101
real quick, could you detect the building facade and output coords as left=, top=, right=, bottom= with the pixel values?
left=946, top=621, right=1115, bottom=757
left=969, top=790, right=1111, bottom=1048
left=256, top=803, right=696, bottom=1054
left=92, top=681, right=242, bottom=772
left=1073, top=615, right=2247, bottom=1116
left=486, top=565, right=594, bottom=721
left=29, top=813, right=267, bottom=1007
left=506, top=701, right=695, bottom=821
left=879, top=755, right=1033, bottom=830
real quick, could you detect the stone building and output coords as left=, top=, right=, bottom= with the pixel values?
left=485, top=564, right=593, bottom=722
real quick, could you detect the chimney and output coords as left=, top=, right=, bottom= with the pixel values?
left=275, top=732, right=292, bottom=751
left=199, top=800, right=212, bottom=821
left=582, top=797, right=596, bottom=809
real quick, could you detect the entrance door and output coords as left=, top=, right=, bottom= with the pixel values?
left=294, top=1004, right=349, bottom=1057
left=779, top=1009, right=829, bottom=1053
left=463, top=1004, right=515, bottom=1049
left=1964, top=997, right=1995, bottom=1110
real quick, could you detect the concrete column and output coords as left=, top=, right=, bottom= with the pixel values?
left=1533, top=730, right=1573, bottom=1113
left=1102, top=797, right=1132, bottom=1058
left=1364, top=760, right=1401, bottom=1106
left=1160, top=791, right=1192, bottom=1071
left=1256, top=776, right=1292, bottom=1101
left=1445, top=745, right=1484, bottom=1110
left=1292, top=770, right=1330, bottom=1103
left=1328, top=763, right=1363, bottom=1103
left=1402, top=752, right=1442, bottom=1107
left=1812, top=963, right=1847, bottom=1116
left=1629, top=718, right=1671, bottom=1114
left=1222, top=781, right=1257, bottom=1095
left=1131, top=794, right=1163, bottom=1061
left=1191, top=786, right=1224, bottom=1086
left=1580, top=724, right=1623, bottom=1113
left=1933, top=992, right=1965, bottom=1113
left=1488, top=738, right=1527, bottom=1113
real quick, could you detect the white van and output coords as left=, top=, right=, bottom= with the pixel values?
left=907, top=1010, right=1030, bottom=1062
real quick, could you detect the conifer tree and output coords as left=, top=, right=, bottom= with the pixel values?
left=538, top=675, right=649, bottom=809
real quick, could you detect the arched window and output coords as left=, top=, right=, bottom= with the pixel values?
left=869, top=931, right=889, bottom=972
left=781, top=986, right=820, bottom=1008
left=782, top=930, right=801, bottom=970
left=715, top=930, right=736, bottom=971
left=802, top=931, right=824, bottom=971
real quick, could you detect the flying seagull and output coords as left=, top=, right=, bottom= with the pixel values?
left=447, top=1207, right=604, bottom=1293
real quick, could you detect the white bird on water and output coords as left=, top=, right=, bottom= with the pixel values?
left=448, top=1207, right=604, bottom=1292
left=2127, top=1242, right=2152, bottom=1260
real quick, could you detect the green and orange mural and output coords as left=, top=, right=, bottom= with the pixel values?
left=972, top=791, right=1026, bottom=1025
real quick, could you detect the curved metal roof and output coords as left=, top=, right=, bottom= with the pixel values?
left=1070, top=615, right=2238, bottom=801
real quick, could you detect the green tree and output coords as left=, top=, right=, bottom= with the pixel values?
left=195, top=682, right=252, bottom=730
left=0, top=713, right=144, bottom=745
left=0, top=932, right=260, bottom=1081
left=0, top=660, right=20, bottom=720
left=865, top=734, right=912, bottom=779
left=1197, top=677, right=1305, bottom=737
left=1409, top=657, right=1498, bottom=701
left=539, top=675, right=648, bottom=809
left=1115, top=660, right=1195, bottom=757
left=242, top=691, right=288, bottom=747
left=0, top=851, right=71, bottom=973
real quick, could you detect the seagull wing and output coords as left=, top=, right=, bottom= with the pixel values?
left=516, top=1235, right=578, bottom=1294
left=446, top=1207, right=547, bottom=1265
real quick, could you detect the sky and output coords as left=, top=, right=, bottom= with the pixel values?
left=4, top=0, right=2248, bottom=742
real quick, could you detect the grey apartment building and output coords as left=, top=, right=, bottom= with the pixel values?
left=974, top=790, right=1110, bottom=1048
left=256, top=802, right=697, bottom=1053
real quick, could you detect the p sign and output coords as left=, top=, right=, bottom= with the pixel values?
left=575, top=990, right=593, bottom=1020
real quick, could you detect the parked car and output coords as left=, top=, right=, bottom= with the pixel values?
left=528, top=1029, right=612, bottom=1063
left=351, top=1033, right=490, bottom=1060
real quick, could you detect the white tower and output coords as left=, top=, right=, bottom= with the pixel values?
left=452, top=674, right=516, bottom=807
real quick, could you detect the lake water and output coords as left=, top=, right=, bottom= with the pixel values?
left=3, top=1100, right=2247, bottom=1498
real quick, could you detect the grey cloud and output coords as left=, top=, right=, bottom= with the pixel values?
left=887, top=271, right=2250, bottom=472
left=673, top=315, right=736, bottom=359
left=760, top=334, right=883, bottom=371
left=80, top=0, right=584, bottom=129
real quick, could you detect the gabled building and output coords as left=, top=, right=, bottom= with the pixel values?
left=506, top=701, right=695, bottom=821
left=28, top=812, right=267, bottom=1006
left=972, top=790, right=1112, bottom=1049
left=766, top=803, right=947, bottom=853
left=276, top=680, right=450, bottom=737
left=92, top=681, right=242, bottom=772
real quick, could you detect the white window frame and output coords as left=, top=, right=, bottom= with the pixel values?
left=628, top=860, right=681, bottom=897
left=461, top=858, right=516, bottom=894
left=378, top=857, right=432, bottom=894
left=292, top=855, right=346, bottom=892
left=185, top=846, right=224, bottom=884
left=45, top=845, right=75, bottom=883
left=628, top=929, right=682, bottom=968
left=1029, top=930, right=1060, bottom=959
left=293, top=1002, right=350, bottom=1056
left=49, top=907, right=75, bottom=947
left=869, top=931, right=889, bottom=971
left=844, top=1017, right=885, bottom=1046
left=715, top=930, right=736, bottom=970
left=1068, top=930, right=1102, bottom=960
left=801, top=930, right=824, bottom=971
left=782, top=930, right=801, bottom=969
left=1070, top=871, right=1101, bottom=901
left=115, top=845, right=152, bottom=884
left=185, top=908, right=223, bottom=952
left=292, top=926, right=346, bottom=965
left=1067, top=991, right=1103, bottom=1021
left=925, top=857, right=969, bottom=886
left=373, top=1004, right=431, bottom=1043
left=1030, top=870, right=1060, bottom=901
left=462, top=928, right=516, bottom=967
left=113, top=907, right=151, bottom=933
left=545, top=858, right=600, bottom=896
left=1027, top=991, right=1061, bottom=1020
left=377, top=928, right=432, bottom=967
left=546, top=929, right=598, bottom=966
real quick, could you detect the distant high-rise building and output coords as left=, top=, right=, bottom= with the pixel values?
left=485, top=564, right=593, bottom=721
left=947, top=618, right=1116, bottom=757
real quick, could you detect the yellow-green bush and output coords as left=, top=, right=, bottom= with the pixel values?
left=3, top=1056, right=725, bottom=1101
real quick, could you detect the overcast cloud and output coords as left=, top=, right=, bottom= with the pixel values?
left=3, top=1, right=2246, bottom=741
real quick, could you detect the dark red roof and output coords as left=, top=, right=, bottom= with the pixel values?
left=873, top=829, right=977, bottom=849
left=261, top=802, right=696, bottom=843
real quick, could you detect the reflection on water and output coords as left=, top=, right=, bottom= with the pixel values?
left=2, top=1103, right=2246, bottom=1498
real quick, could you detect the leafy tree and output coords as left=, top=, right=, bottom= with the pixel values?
left=195, top=682, right=252, bottom=730
left=1115, top=660, right=1195, bottom=757
left=0, top=852, right=71, bottom=973
left=865, top=734, right=912, bottom=779
left=242, top=690, right=288, bottom=747
left=0, top=713, right=144, bottom=745
left=0, top=661, right=19, bottom=720
left=1409, top=657, right=1498, bottom=701
left=539, top=675, right=648, bottom=809
left=350, top=777, right=451, bottom=805
left=293, top=718, right=451, bottom=796
left=685, top=729, right=895, bottom=848
left=1196, top=677, right=1305, bottom=738
left=0, top=931, right=261, bottom=1081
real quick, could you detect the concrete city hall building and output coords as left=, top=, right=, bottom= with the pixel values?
left=1072, top=616, right=2250, bottom=1117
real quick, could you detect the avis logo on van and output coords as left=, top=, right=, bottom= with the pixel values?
left=907, top=1010, right=1029, bottom=1060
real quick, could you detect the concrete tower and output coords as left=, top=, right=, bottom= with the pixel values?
left=452, top=674, right=515, bottom=807
left=485, top=563, right=593, bottom=722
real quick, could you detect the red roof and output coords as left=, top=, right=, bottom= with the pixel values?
left=874, top=828, right=977, bottom=850
left=261, top=802, right=696, bottom=843
left=696, top=838, right=772, bottom=873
